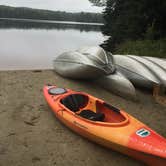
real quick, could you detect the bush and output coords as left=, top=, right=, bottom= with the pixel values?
left=114, top=39, right=166, bottom=58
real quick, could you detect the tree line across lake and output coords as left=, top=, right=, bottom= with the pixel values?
left=0, top=5, right=103, bottom=23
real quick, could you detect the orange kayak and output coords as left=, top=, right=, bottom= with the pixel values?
left=43, top=85, right=166, bottom=165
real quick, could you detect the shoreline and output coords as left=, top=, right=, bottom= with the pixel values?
left=0, top=69, right=165, bottom=166
left=0, top=18, right=104, bottom=26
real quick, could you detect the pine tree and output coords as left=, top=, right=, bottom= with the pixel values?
left=102, top=0, right=166, bottom=51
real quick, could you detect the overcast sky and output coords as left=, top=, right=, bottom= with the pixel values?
left=0, top=0, right=103, bottom=13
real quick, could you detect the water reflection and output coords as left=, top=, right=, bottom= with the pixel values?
left=0, top=20, right=105, bottom=70
left=0, top=19, right=102, bottom=32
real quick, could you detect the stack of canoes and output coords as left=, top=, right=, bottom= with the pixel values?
left=113, top=55, right=166, bottom=89
left=53, top=46, right=136, bottom=99
left=53, top=46, right=166, bottom=99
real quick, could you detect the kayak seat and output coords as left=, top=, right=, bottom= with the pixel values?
left=61, top=94, right=88, bottom=112
left=79, top=110, right=105, bottom=121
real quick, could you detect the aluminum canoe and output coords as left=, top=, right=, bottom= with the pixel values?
left=53, top=46, right=115, bottom=79
left=95, top=71, right=136, bottom=99
left=113, top=55, right=161, bottom=89
left=144, top=56, right=166, bottom=71
left=128, top=55, right=166, bottom=87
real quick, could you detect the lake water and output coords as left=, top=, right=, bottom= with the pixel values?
left=0, top=19, right=105, bottom=71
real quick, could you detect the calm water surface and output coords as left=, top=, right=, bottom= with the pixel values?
left=0, top=20, right=105, bottom=70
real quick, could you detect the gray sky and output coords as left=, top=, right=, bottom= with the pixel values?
left=0, top=0, right=103, bottom=13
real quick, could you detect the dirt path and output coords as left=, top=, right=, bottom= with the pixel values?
left=0, top=70, right=165, bottom=166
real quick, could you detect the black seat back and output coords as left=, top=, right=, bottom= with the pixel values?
left=61, top=94, right=88, bottom=112
left=79, top=110, right=105, bottom=121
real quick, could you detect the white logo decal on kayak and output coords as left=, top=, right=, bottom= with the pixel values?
left=136, top=128, right=150, bottom=137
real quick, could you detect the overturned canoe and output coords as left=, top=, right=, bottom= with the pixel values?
left=53, top=46, right=115, bottom=79
left=43, top=85, right=166, bottom=166
left=144, top=56, right=166, bottom=71
left=95, top=71, right=136, bottom=99
left=113, top=55, right=161, bottom=89
left=128, top=56, right=166, bottom=87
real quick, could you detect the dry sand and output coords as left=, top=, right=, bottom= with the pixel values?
left=0, top=70, right=165, bottom=166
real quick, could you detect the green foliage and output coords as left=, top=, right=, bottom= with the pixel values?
left=115, top=39, right=166, bottom=58
left=102, top=0, right=166, bottom=52
left=145, top=22, right=156, bottom=40
left=89, top=0, right=106, bottom=7
left=0, top=5, right=103, bottom=23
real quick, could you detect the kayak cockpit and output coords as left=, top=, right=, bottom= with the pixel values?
left=96, top=101, right=126, bottom=123
left=61, top=93, right=127, bottom=124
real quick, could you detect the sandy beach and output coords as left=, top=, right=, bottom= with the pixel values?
left=0, top=70, right=165, bottom=166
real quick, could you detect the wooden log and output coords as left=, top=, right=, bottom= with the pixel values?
left=153, top=84, right=166, bottom=106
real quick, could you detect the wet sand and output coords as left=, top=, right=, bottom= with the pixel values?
left=0, top=70, right=165, bottom=166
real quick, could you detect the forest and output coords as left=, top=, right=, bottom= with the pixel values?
left=88, top=0, right=166, bottom=57
left=0, top=5, right=103, bottom=23
left=99, top=0, right=166, bottom=57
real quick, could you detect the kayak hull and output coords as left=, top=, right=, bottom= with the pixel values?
left=43, top=85, right=166, bottom=165
left=57, top=112, right=165, bottom=166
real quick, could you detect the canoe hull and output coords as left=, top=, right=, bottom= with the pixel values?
left=53, top=61, right=105, bottom=79
left=95, top=71, right=136, bottom=99
left=144, top=57, right=166, bottom=71
left=114, top=55, right=166, bottom=89
left=113, top=55, right=160, bottom=89
left=129, top=56, right=166, bottom=87
left=53, top=46, right=115, bottom=79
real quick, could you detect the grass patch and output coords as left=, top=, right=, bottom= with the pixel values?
left=114, top=39, right=166, bottom=58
